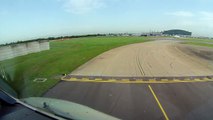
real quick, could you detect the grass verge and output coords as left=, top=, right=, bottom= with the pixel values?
left=179, top=38, right=213, bottom=48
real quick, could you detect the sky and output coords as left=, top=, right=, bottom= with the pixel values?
left=0, top=0, right=213, bottom=44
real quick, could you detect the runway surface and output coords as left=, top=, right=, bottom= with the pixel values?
left=45, top=39, right=213, bottom=120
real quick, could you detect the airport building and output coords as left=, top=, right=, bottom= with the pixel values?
left=162, top=29, right=192, bottom=37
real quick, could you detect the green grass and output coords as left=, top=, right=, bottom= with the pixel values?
left=182, top=42, right=213, bottom=48
left=179, top=38, right=213, bottom=48
left=0, top=36, right=150, bottom=98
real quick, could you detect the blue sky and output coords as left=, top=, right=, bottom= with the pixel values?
left=0, top=0, right=213, bottom=44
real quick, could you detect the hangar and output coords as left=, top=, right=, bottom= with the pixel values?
left=162, top=29, right=192, bottom=37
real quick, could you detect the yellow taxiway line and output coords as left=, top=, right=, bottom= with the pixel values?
left=148, top=85, right=169, bottom=120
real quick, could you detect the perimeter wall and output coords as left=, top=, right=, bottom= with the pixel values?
left=0, top=41, right=50, bottom=61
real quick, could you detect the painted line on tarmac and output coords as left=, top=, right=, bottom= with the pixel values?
left=61, top=75, right=213, bottom=84
left=148, top=85, right=169, bottom=120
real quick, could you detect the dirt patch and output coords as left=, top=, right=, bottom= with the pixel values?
left=190, top=50, right=213, bottom=61
left=176, top=44, right=213, bottom=61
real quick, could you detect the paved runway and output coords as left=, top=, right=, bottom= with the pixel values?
left=44, top=81, right=213, bottom=120
left=45, top=39, right=213, bottom=120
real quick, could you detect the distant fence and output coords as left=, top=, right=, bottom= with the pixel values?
left=0, top=41, right=49, bottom=61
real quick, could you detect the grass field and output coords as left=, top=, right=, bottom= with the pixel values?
left=0, top=36, right=149, bottom=98
left=179, top=38, right=213, bottom=48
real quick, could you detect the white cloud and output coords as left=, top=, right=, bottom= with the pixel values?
left=166, top=11, right=194, bottom=17
left=164, top=10, right=213, bottom=37
left=59, top=0, right=106, bottom=14
left=165, top=10, right=213, bottom=27
left=199, top=11, right=213, bottom=21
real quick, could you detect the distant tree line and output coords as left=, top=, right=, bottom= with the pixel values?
left=0, top=34, right=107, bottom=47
left=2, top=32, right=211, bottom=47
left=46, top=34, right=107, bottom=40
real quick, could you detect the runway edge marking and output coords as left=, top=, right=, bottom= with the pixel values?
left=61, top=75, right=213, bottom=84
